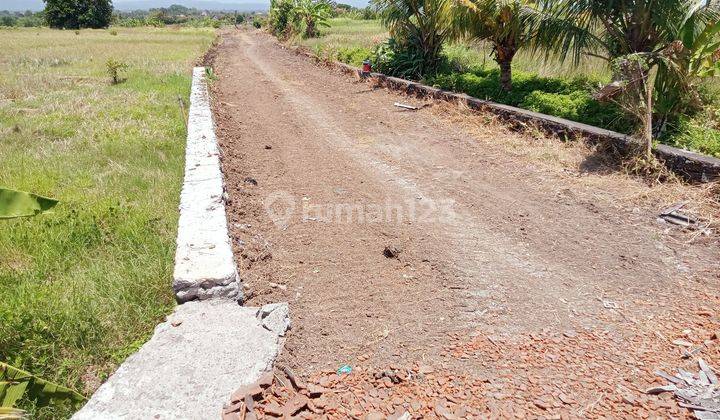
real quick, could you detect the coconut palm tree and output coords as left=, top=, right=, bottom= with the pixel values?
left=454, top=0, right=537, bottom=91
left=535, top=0, right=720, bottom=97
left=534, top=0, right=720, bottom=156
left=374, top=0, right=457, bottom=76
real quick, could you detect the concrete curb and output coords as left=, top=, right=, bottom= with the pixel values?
left=72, top=67, right=289, bottom=419
left=297, top=49, right=720, bottom=182
left=173, top=67, right=241, bottom=303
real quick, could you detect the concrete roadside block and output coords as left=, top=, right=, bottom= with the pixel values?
left=72, top=300, right=288, bottom=419
left=173, top=66, right=240, bottom=303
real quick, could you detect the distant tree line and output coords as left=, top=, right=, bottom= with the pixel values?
left=113, top=5, right=255, bottom=28
left=0, top=10, right=46, bottom=27
left=331, top=3, right=378, bottom=19
left=0, top=2, right=258, bottom=29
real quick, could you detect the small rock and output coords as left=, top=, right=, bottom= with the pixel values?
left=645, top=384, right=678, bottom=395
left=264, top=145, right=272, bottom=150
left=622, top=394, right=637, bottom=406
left=558, top=393, right=575, bottom=405
left=306, top=384, right=326, bottom=398
left=264, top=401, right=283, bottom=417
left=244, top=177, right=258, bottom=186
left=533, top=399, right=549, bottom=410
left=434, top=403, right=457, bottom=419
left=366, top=412, right=385, bottom=420
left=389, top=410, right=410, bottom=420
left=418, top=364, right=435, bottom=374
left=256, top=303, right=291, bottom=336
left=383, top=245, right=402, bottom=259
left=282, top=395, right=309, bottom=417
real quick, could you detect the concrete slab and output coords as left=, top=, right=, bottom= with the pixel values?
left=72, top=299, right=286, bottom=420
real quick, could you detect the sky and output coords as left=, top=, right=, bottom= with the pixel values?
left=1, top=0, right=370, bottom=12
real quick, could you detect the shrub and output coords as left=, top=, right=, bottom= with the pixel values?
left=253, top=19, right=263, bottom=29
left=521, top=91, right=631, bottom=133
left=269, top=0, right=294, bottom=36
left=336, top=46, right=372, bottom=66
left=373, top=38, right=447, bottom=79
left=663, top=114, right=720, bottom=158
left=105, top=59, right=128, bottom=85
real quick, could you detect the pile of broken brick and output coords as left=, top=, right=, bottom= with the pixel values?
left=222, top=363, right=486, bottom=419
left=222, top=287, right=720, bottom=419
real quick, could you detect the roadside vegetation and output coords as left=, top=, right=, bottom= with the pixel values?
left=277, top=2, right=720, bottom=160
left=0, top=27, right=214, bottom=417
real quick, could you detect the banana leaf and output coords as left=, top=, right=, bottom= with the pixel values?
left=0, top=188, right=58, bottom=219
left=0, top=363, right=85, bottom=409
left=0, top=407, right=27, bottom=419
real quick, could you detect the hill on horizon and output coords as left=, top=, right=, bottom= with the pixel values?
left=1, top=0, right=370, bottom=12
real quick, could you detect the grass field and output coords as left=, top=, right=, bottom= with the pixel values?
left=301, top=18, right=720, bottom=158
left=0, top=27, right=214, bottom=417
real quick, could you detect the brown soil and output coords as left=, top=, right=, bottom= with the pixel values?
left=211, top=28, right=720, bottom=417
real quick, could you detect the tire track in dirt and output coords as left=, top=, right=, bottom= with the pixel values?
left=211, top=29, right=720, bottom=376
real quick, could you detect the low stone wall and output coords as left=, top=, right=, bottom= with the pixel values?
left=307, top=54, right=720, bottom=183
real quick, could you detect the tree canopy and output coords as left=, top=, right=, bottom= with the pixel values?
left=44, top=0, right=113, bottom=29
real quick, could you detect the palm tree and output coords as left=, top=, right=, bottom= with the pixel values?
left=291, top=0, right=332, bottom=38
left=535, top=0, right=720, bottom=156
left=454, top=0, right=537, bottom=91
left=535, top=0, right=720, bottom=94
left=374, top=0, right=457, bottom=75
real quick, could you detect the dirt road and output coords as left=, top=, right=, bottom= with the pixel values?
left=211, top=29, right=720, bottom=417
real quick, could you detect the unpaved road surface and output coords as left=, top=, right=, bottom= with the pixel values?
left=211, top=29, right=720, bottom=417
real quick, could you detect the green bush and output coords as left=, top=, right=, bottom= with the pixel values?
left=427, top=66, right=633, bottom=133
left=373, top=38, right=446, bottom=79
left=335, top=46, right=372, bottom=66
left=269, top=0, right=294, bottom=36
left=521, top=91, right=632, bottom=133
left=663, top=115, right=720, bottom=158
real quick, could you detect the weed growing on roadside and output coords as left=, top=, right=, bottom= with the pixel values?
left=205, top=67, right=218, bottom=83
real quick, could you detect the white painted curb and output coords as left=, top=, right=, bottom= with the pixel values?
left=173, top=67, right=240, bottom=303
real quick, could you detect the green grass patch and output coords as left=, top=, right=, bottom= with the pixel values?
left=0, top=27, right=215, bottom=418
left=427, top=68, right=633, bottom=133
